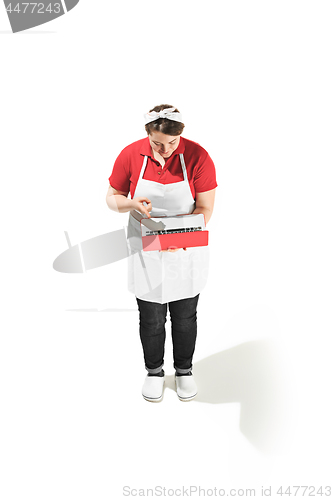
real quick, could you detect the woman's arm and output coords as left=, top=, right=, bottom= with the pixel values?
left=192, top=188, right=216, bottom=224
left=106, top=185, right=152, bottom=218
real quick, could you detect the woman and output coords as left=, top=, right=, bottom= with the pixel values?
left=106, top=105, right=217, bottom=402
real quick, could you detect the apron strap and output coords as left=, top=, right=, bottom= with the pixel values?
left=179, top=154, right=188, bottom=182
left=138, top=156, right=148, bottom=182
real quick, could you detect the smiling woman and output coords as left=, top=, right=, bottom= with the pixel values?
left=144, top=105, right=185, bottom=167
left=149, top=132, right=180, bottom=167
left=106, top=104, right=217, bottom=404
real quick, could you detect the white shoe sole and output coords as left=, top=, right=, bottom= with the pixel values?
left=177, top=392, right=197, bottom=402
left=143, top=394, right=164, bottom=402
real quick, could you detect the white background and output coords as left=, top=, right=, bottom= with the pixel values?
left=1, top=1, right=332, bottom=498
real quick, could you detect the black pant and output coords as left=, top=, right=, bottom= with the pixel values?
left=136, top=294, right=199, bottom=374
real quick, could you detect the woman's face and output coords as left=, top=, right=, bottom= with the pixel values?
left=149, top=131, right=181, bottom=159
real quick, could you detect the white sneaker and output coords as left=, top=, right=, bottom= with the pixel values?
left=175, top=373, right=197, bottom=401
left=142, top=375, right=165, bottom=402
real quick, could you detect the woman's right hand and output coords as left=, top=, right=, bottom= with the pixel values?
left=130, top=197, right=152, bottom=218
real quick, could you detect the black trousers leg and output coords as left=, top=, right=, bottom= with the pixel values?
left=169, top=294, right=199, bottom=373
left=136, top=298, right=167, bottom=373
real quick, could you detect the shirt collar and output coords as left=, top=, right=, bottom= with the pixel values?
left=140, top=136, right=185, bottom=157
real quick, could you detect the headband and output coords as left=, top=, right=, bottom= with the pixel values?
left=144, top=107, right=183, bottom=124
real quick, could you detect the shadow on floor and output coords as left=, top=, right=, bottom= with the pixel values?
left=165, top=339, right=292, bottom=454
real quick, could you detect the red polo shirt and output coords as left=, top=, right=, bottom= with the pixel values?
left=109, top=136, right=217, bottom=200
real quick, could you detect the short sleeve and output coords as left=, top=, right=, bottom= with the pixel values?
left=193, top=151, right=218, bottom=193
left=108, top=149, right=131, bottom=194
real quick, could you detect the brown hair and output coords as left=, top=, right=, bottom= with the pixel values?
left=145, top=104, right=185, bottom=136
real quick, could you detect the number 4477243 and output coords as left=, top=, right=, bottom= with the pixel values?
left=277, top=486, right=331, bottom=496
left=6, top=3, right=61, bottom=14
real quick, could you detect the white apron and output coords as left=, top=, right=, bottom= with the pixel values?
left=127, top=154, right=209, bottom=303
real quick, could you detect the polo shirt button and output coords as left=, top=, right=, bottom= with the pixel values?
left=158, top=171, right=161, bottom=175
